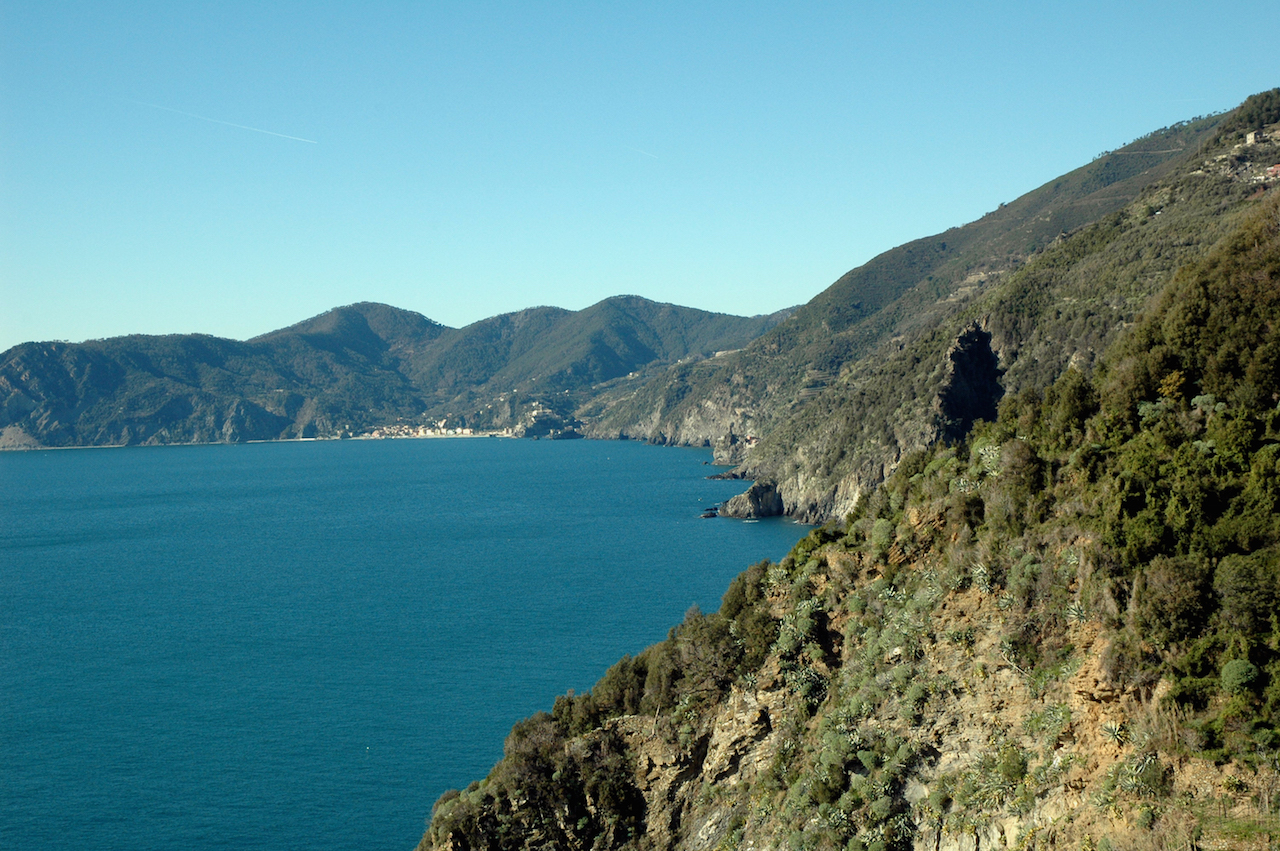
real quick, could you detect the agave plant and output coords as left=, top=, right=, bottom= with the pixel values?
left=1100, top=721, right=1127, bottom=744
left=972, top=562, right=992, bottom=594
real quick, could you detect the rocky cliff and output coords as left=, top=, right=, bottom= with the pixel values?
left=721, top=481, right=785, bottom=519
left=585, top=115, right=1222, bottom=439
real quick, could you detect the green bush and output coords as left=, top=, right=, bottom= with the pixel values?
left=1222, top=659, right=1260, bottom=694
left=1132, top=555, right=1211, bottom=648
left=1214, top=551, right=1280, bottom=635
left=870, top=518, right=894, bottom=557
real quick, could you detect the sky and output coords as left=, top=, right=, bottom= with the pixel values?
left=1, top=1, right=1276, bottom=353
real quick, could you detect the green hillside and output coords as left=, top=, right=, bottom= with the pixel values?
left=420, top=91, right=1280, bottom=851
left=738, top=103, right=1279, bottom=521
left=588, top=93, right=1280, bottom=531
left=404, top=296, right=792, bottom=428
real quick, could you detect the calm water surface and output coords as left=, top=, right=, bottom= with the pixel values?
left=0, top=438, right=805, bottom=850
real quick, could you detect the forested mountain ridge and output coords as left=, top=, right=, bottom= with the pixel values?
left=399, top=297, right=793, bottom=433
left=0, top=297, right=789, bottom=448
left=419, top=89, right=1280, bottom=851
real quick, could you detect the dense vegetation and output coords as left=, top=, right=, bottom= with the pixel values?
left=423, top=93, right=1280, bottom=850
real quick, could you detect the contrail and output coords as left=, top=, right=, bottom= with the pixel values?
left=126, top=99, right=317, bottom=144
left=626, top=145, right=659, bottom=159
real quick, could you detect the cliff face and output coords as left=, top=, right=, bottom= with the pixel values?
left=584, top=358, right=776, bottom=465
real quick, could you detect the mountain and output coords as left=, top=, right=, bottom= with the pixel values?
left=418, top=90, right=1280, bottom=850
left=0, top=298, right=790, bottom=448
left=253, top=300, right=449, bottom=359
left=0, top=303, right=435, bottom=447
left=587, top=99, right=1278, bottom=523
left=399, top=296, right=793, bottom=430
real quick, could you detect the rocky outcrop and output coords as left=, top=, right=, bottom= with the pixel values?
left=720, top=480, right=784, bottom=518
left=936, top=323, right=1004, bottom=442
left=601, top=690, right=780, bottom=851
left=217, top=399, right=291, bottom=444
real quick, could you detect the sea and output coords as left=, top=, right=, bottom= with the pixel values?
left=0, top=437, right=806, bottom=850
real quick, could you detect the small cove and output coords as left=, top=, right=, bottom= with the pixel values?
left=0, top=437, right=806, bottom=850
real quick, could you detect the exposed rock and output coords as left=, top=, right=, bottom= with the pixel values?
left=721, top=481, right=784, bottom=518
left=0, top=424, right=39, bottom=449
left=596, top=689, right=782, bottom=851
left=701, top=690, right=774, bottom=785
left=936, top=323, right=1004, bottom=442
left=219, top=400, right=290, bottom=444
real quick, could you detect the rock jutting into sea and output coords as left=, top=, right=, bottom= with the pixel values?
left=719, top=480, right=784, bottom=518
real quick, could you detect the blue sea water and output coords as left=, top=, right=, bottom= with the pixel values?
left=0, top=437, right=806, bottom=850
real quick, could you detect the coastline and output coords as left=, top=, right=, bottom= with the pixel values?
left=0, top=429, right=516, bottom=452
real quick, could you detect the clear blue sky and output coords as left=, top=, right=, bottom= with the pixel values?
left=1, top=1, right=1275, bottom=352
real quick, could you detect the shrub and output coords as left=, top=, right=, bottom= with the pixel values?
left=870, top=518, right=894, bottom=557
left=1132, top=555, right=1211, bottom=648
left=1214, top=551, right=1280, bottom=635
left=735, top=607, right=779, bottom=672
left=1221, top=659, right=1260, bottom=694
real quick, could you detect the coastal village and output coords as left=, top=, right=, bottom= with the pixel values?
left=361, top=422, right=488, bottom=439
left=358, top=400, right=584, bottom=440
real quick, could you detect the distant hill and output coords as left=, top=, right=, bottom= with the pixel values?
left=407, top=296, right=789, bottom=394
left=0, top=298, right=790, bottom=448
